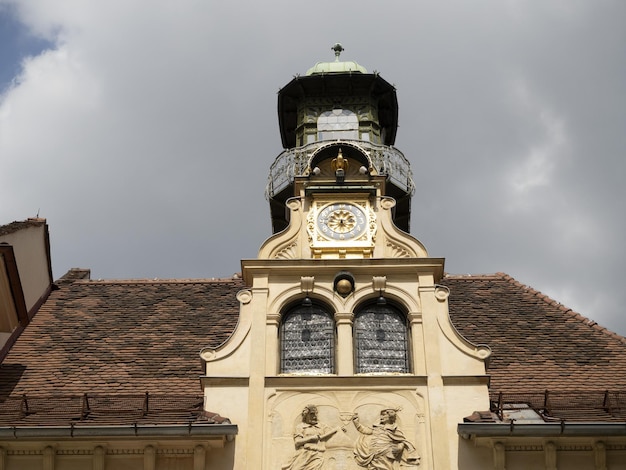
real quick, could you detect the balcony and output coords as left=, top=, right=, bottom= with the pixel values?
left=266, top=140, right=414, bottom=200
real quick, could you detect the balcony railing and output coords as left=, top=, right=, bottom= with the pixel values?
left=266, top=140, right=414, bottom=200
left=0, top=393, right=230, bottom=426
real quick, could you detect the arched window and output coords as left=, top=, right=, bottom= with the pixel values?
left=281, top=303, right=335, bottom=374
left=317, top=109, right=359, bottom=141
left=354, top=302, right=409, bottom=374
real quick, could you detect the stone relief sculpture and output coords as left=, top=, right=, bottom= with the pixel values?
left=352, top=408, right=420, bottom=469
left=282, top=405, right=346, bottom=470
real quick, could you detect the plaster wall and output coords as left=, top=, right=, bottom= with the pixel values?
left=0, top=439, right=234, bottom=470
left=202, top=251, right=493, bottom=470
left=504, top=450, right=544, bottom=470
left=559, top=451, right=595, bottom=468
left=443, top=385, right=490, bottom=466
left=0, top=222, right=51, bottom=313
left=0, top=255, right=19, bottom=336
left=456, top=438, right=492, bottom=469
left=462, top=437, right=626, bottom=470
left=608, top=450, right=626, bottom=469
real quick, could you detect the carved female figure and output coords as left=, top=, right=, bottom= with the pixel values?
left=352, top=409, right=420, bottom=469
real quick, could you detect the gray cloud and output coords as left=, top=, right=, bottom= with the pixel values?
left=1, top=1, right=624, bottom=336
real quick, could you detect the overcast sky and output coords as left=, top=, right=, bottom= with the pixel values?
left=1, top=1, right=625, bottom=336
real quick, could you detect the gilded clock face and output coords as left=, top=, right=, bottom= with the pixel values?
left=316, top=203, right=367, bottom=241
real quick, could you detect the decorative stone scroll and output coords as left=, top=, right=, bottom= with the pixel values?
left=275, top=241, right=299, bottom=259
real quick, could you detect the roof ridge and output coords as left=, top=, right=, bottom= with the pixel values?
left=69, top=277, right=243, bottom=285
left=498, top=272, right=626, bottom=346
left=443, top=273, right=504, bottom=280
left=0, top=218, right=47, bottom=236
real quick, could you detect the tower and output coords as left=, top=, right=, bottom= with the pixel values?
left=202, top=45, right=491, bottom=469
left=268, top=42, right=412, bottom=238
left=263, top=43, right=425, bottom=261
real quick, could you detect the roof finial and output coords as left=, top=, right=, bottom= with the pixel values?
left=331, top=43, right=344, bottom=62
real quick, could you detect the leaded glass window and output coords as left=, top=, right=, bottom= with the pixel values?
left=281, top=304, right=335, bottom=374
left=317, top=109, right=359, bottom=141
left=354, top=303, right=409, bottom=373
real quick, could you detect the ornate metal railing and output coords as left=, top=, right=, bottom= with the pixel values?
left=0, top=393, right=231, bottom=426
left=490, top=390, right=626, bottom=422
left=266, top=140, right=414, bottom=199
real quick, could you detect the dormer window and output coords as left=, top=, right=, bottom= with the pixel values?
left=317, top=109, right=358, bottom=141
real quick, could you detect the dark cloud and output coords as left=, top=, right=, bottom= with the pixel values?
left=1, top=1, right=624, bottom=336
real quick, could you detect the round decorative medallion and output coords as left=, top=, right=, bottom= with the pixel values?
left=236, top=289, right=252, bottom=304
left=327, top=209, right=357, bottom=233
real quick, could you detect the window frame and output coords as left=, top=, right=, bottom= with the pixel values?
left=317, top=108, right=359, bottom=141
left=279, top=301, right=336, bottom=375
left=353, top=300, right=411, bottom=374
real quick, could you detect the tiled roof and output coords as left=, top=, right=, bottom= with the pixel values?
left=443, top=273, right=626, bottom=393
left=1, top=271, right=625, bottom=427
left=0, top=393, right=232, bottom=427
left=0, top=277, right=244, bottom=399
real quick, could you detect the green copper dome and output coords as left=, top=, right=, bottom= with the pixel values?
left=305, top=43, right=367, bottom=75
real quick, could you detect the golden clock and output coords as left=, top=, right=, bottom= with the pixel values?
left=316, top=203, right=367, bottom=241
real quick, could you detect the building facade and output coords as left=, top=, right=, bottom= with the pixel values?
left=0, top=46, right=625, bottom=469
left=0, top=218, right=52, bottom=359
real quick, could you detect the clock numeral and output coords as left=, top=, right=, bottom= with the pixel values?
left=317, top=203, right=369, bottom=242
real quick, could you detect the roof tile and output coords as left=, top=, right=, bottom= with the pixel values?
left=443, top=273, right=626, bottom=393
left=2, top=272, right=625, bottom=425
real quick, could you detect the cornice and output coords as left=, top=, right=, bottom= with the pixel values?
left=265, top=375, right=427, bottom=388
left=0, top=424, right=238, bottom=440
left=242, top=257, right=445, bottom=284
left=441, top=376, right=490, bottom=386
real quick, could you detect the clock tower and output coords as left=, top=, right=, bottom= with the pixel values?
left=204, top=45, right=490, bottom=470
left=263, top=43, right=427, bottom=260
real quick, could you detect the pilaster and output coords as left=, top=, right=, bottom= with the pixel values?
left=143, top=445, right=155, bottom=470
left=93, top=445, right=105, bottom=470
left=419, top=275, right=451, bottom=469
left=246, top=276, right=270, bottom=469
left=335, top=311, right=354, bottom=375
left=266, top=312, right=280, bottom=376
left=43, top=446, right=55, bottom=470
left=193, top=445, right=206, bottom=470
left=545, top=441, right=557, bottom=470
left=493, top=441, right=506, bottom=470
left=594, top=441, right=607, bottom=470
left=408, top=310, right=425, bottom=375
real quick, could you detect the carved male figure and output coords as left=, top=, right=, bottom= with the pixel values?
left=282, top=405, right=344, bottom=470
left=352, top=408, right=420, bottom=469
